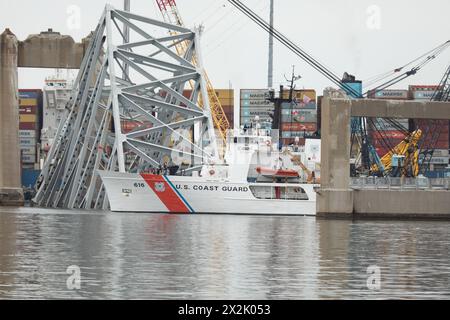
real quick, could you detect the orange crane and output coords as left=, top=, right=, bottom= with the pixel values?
left=155, top=0, right=231, bottom=150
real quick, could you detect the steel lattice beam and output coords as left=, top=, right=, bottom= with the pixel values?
left=34, top=5, right=218, bottom=209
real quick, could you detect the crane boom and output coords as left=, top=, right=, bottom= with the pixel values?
left=155, top=0, right=231, bottom=149
left=432, top=64, right=450, bottom=102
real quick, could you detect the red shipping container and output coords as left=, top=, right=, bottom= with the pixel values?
left=19, top=122, right=37, bottom=130
left=281, top=122, right=317, bottom=132
left=409, top=85, right=440, bottom=91
left=370, top=130, right=407, bottom=140
left=372, top=140, right=405, bottom=149
left=121, top=121, right=153, bottom=133
left=416, top=124, right=449, bottom=134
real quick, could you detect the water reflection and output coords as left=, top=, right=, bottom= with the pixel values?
left=0, top=207, right=449, bottom=299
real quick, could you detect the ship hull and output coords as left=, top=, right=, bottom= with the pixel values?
left=99, top=171, right=317, bottom=216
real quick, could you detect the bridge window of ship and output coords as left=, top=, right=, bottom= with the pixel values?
left=249, top=186, right=309, bottom=200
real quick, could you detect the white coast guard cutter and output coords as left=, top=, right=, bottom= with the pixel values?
left=99, top=131, right=319, bottom=216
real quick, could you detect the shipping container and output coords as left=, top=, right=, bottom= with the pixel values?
left=21, top=154, right=36, bottom=164
left=20, top=114, right=37, bottom=123
left=19, top=130, right=37, bottom=138
left=19, top=89, right=42, bottom=99
left=412, top=91, right=438, bottom=100
left=281, top=110, right=317, bottom=123
left=19, top=105, right=38, bottom=115
left=415, top=122, right=449, bottom=134
left=240, top=89, right=272, bottom=101
left=428, top=157, right=449, bottom=165
left=432, top=149, right=449, bottom=157
left=19, top=98, right=38, bottom=106
left=20, top=146, right=36, bottom=154
left=409, top=85, right=440, bottom=100
left=370, top=130, right=407, bottom=140
left=281, top=123, right=317, bottom=132
left=19, top=122, right=37, bottom=130
left=281, top=138, right=306, bottom=146
left=213, top=89, right=234, bottom=100
left=370, top=118, right=409, bottom=131
left=281, top=101, right=316, bottom=110
left=240, top=116, right=273, bottom=124
left=281, top=131, right=317, bottom=138
left=281, top=89, right=316, bottom=102
left=241, top=108, right=273, bottom=117
left=342, top=81, right=362, bottom=98
left=367, top=89, right=409, bottom=100
left=281, top=108, right=316, bottom=115
left=19, top=138, right=37, bottom=146
left=409, top=85, right=439, bottom=91
left=21, top=169, right=41, bottom=188
left=240, top=106, right=274, bottom=112
left=371, top=139, right=405, bottom=149
left=433, top=140, right=450, bottom=149
left=221, top=104, right=234, bottom=112
left=240, top=100, right=274, bottom=108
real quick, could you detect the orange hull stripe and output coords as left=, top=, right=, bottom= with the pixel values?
left=141, top=174, right=189, bottom=213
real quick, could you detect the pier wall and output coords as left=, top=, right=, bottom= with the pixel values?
left=17, top=30, right=88, bottom=69
left=0, top=28, right=88, bottom=206
left=317, top=98, right=450, bottom=219
left=0, top=29, right=23, bottom=206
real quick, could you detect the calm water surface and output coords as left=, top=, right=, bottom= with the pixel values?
left=0, top=207, right=449, bottom=299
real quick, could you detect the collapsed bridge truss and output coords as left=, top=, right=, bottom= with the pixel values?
left=34, top=5, right=218, bottom=209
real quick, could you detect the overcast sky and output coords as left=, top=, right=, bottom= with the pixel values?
left=1, top=0, right=450, bottom=95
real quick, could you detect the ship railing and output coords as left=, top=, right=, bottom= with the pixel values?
left=350, top=177, right=450, bottom=190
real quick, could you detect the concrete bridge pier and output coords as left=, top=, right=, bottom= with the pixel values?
left=316, top=97, right=353, bottom=218
left=317, top=97, right=450, bottom=219
left=0, top=29, right=24, bottom=206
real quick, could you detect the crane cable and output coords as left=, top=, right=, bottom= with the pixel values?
left=364, top=40, right=450, bottom=96
left=227, top=0, right=363, bottom=98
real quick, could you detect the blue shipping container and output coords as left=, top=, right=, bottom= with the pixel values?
left=22, top=169, right=41, bottom=188
left=19, top=91, right=40, bottom=99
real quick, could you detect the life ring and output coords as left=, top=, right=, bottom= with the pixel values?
left=265, top=140, right=271, bottom=146
left=209, top=169, right=215, bottom=176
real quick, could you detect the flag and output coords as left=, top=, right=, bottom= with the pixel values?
left=303, top=95, right=312, bottom=104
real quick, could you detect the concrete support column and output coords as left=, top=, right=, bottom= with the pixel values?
left=317, top=97, right=353, bottom=217
left=0, top=29, right=24, bottom=206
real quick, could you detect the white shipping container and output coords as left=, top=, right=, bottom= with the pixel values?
left=428, top=157, right=449, bottom=165
left=20, top=146, right=36, bottom=154
left=413, top=91, right=437, bottom=100
left=20, top=138, right=37, bottom=146
left=21, top=155, right=36, bottom=163
left=370, top=90, right=409, bottom=100
left=19, top=130, right=37, bottom=138
left=432, top=149, right=449, bottom=157
left=22, top=152, right=37, bottom=158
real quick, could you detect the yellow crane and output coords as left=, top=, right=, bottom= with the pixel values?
left=155, top=0, right=231, bottom=151
left=370, top=129, right=422, bottom=177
